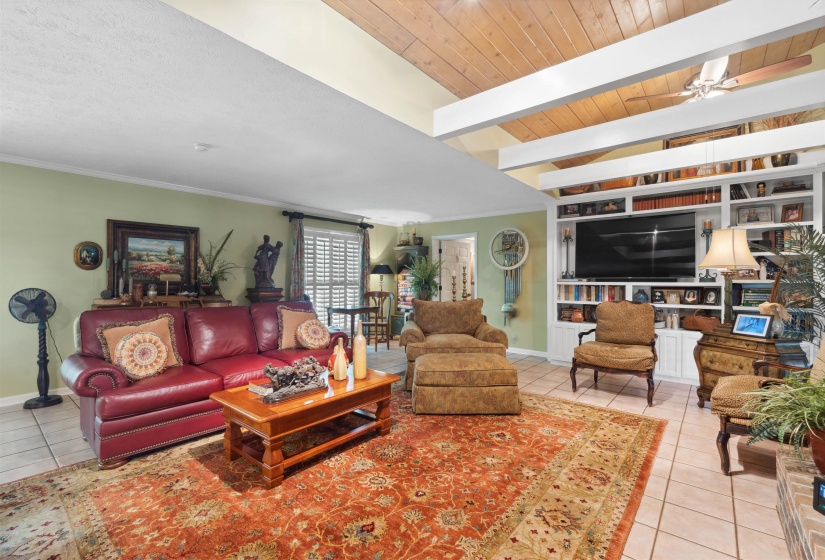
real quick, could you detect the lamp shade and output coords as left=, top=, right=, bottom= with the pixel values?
left=371, top=264, right=393, bottom=275
left=698, top=229, right=759, bottom=271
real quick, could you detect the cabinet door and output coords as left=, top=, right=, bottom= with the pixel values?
left=551, top=324, right=579, bottom=362
left=680, top=331, right=703, bottom=382
left=656, top=331, right=681, bottom=377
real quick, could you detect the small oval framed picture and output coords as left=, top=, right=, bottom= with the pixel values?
left=74, top=241, right=102, bottom=270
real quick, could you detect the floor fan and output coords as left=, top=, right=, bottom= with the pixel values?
left=8, top=288, right=64, bottom=409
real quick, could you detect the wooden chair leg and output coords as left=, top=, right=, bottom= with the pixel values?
left=717, top=417, right=732, bottom=475
left=646, top=370, right=654, bottom=407
left=594, top=370, right=599, bottom=384
left=570, top=359, right=578, bottom=392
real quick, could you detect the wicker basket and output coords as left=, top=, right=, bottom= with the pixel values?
left=682, top=310, right=721, bottom=332
left=599, top=177, right=637, bottom=190
left=561, top=184, right=595, bottom=196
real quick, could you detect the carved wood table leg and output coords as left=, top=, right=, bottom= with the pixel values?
left=224, top=416, right=242, bottom=461
left=717, top=430, right=731, bottom=475
left=261, top=435, right=284, bottom=489
left=646, top=372, right=654, bottom=406
left=376, top=397, right=392, bottom=436
left=570, top=362, right=578, bottom=392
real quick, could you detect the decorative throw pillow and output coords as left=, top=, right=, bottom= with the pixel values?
left=296, top=319, right=330, bottom=349
left=113, top=331, right=169, bottom=381
left=97, top=314, right=181, bottom=370
left=277, top=307, right=317, bottom=349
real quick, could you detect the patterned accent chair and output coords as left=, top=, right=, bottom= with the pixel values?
left=570, top=301, right=657, bottom=406
left=399, top=298, right=508, bottom=391
left=710, top=344, right=824, bottom=475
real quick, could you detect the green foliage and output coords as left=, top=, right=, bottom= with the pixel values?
left=406, top=257, right=442, bottom=300
left=746, top=376, right=825, bottom=458
left=774, top=226, right=825, bottom=340
left=198, top=230, right=238, bottom=285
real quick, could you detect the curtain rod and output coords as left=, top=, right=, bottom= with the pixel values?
left=281, top=211, right=373, bottom=229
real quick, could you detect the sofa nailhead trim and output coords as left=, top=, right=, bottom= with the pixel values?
left=86, top=372, right=117, bottom=395
left=98, top=409, right=219, bottom=441
left=99, top=426, right=223, bottom=462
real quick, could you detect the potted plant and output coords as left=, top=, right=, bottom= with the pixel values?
left=198, top=230, right=238, bottom=296
left=406, top=256, right=441, bottom=301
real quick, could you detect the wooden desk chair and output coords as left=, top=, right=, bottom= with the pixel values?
left=361, top=291, right=395, bottom=351
left=570, top=300, right=658, bottom=406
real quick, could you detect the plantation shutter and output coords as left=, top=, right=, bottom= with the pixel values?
left=304, top=227, right=361, bottom=329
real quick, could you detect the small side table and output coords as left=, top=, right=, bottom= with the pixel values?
left=777, top=447, right=825, bottom=560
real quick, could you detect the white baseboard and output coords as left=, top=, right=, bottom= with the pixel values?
left=508, top=347, right=548, bottom=359
left=0, top=387, right=74, bottom=408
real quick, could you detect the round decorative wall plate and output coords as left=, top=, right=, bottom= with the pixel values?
left=489, top=228, right=529, bottom=270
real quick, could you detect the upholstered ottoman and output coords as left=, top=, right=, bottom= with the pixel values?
left=411, top=353, right=520, bottom=415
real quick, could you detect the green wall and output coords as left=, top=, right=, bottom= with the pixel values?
left=0, top=163, right=397, bottom=399
left=410, top=211, right=547, bottom=353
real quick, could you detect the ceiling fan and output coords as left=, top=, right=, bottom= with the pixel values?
left=626, top=54, right=811, bottom=103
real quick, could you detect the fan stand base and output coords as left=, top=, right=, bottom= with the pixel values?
left=23, top=394, right=63, bottom=409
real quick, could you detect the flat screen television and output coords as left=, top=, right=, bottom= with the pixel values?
left=575, top=212, right=696, bottom=280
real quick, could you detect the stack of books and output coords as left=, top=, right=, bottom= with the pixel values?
left=633, top=187, right=721, bottom=211
left=741, top=287, right=772, bottom=307
left=730, top=184, right=750, bottom=200
left=247, top=381, right=274, bottom=396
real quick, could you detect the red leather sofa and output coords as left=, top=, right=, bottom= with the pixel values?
left=61, top=301, right=349, bottom=469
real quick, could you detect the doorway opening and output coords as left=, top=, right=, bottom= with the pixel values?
left=433, top=234, right=477, bottom=302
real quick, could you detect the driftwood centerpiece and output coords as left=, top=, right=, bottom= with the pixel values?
left=261, top=357, right=327, bottom=404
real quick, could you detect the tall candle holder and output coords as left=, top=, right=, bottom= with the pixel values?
left=699, top=222, right=717, bottom=282
left=461, top=265, right=470, bottom=300
left=561, top=230, right=574, bottom=279
left=451, top=275, right=457, bottom=302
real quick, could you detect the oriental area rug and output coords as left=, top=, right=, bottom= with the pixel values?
left=1, top=391, right=664, bottom=559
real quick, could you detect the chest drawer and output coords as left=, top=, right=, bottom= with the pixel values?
left=704, top=335, right=763, bottom=352
left=699, top=350, right=754, bottom=375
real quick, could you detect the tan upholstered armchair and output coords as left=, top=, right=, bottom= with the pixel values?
left=399, top=299, right=508, bottom=390
left=570, top=301, right=657, bottom=406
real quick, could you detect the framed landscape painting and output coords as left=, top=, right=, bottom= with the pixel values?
left=107, top=220, right=199, bottom=294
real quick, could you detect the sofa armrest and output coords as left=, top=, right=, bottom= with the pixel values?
left=474, top=322, right=508, bottom=348
left=328, top=330, right=349, bottom=349
left=400, top=320, right=425, bottom=346
left=61, top=354, right=130, bottom=397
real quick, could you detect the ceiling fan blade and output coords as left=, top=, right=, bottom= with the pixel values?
left=626, top=91, right=693, bottom=102
left=699, top=55, right=729, bottom=84
left=720, top=55, right=812, bottom=88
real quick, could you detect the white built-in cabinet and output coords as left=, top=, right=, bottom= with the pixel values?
left=547, top=158, right=825, bottom=385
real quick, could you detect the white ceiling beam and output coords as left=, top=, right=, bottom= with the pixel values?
left=499, top=71, right=825, bottom=171
left=538, top=121, right=825, bottom=190
left=433, top=0, right=825, bottom=139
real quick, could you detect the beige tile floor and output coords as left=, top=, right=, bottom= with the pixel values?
left=0, top=342, right=789, bottom=559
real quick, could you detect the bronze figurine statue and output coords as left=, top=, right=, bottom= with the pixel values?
left=261, top=357, right=327, bottom=404
left=253, top=235, right=283, bottom=289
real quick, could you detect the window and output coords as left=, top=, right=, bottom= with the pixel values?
left=304, top=227, right=361, bottom=329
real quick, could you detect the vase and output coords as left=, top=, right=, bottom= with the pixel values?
left=633, top=289, right=649, bottom=303
left=201, top=284, right=215, bottom=296
left=770, top=319, right=784, bottom=339
left=413, top=236, right=423, bottom=246
left=353, top=320, right=367, bottom=380
left=146, top=284, right=158, bottom=301
left=643, top=174, right=658, bottom=185
left=571, top=308, right=584, bottom=323
left=811, top=427, right=825, bottom=474
left=751, top=157, right=765, bottom=171
left=771, top=153, right=791, bottom=167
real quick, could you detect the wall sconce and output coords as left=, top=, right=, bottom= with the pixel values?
left=562, top=227, right=574, bottom=279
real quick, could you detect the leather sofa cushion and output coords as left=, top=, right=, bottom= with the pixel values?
left=79, top=308, right=190, bottom=364
left=95, top=364, right=222, bottom=420
left=198, top=354, right=283, bottom=389
left=414, top=353, right=516, bottom=387
left=186, top=307, right=258, bottom=364
left=412, top=299, right=484, bottom=335
left=595, top=301, right=655, bottom=346
left=406, top=333, right=506, bottom=361
left=250, top=301, right=316, bottom=352
left=573, top=341, right=655, bottom=371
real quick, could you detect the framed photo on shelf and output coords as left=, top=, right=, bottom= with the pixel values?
left=598, top=199, right=625, bottom=214
left=561, top=204, right=580, bottom=217
left=703, top=288, right=720, bottom=305
left=651, top=289, right=665, bottom=303
left=737, top=268, right=758, bottom=278
left=582, top=203, right=597, bottom=216
left=664, top=125, right=743, bottom=181
left=683, top=288, right=701, bottom=305
left=664, top=290, right=682, bottom=304
left=737, top=206, right=773, bottom=225
left=731, top=313, right=772, bottom=338
left=781, top=203, right=804, bottom=223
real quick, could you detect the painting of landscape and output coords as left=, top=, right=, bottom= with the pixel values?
left=127, top=237, right=185, bottom=281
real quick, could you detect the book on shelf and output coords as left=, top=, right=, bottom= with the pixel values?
left=772, top=184, right=809, bottom=195
left=248, top=381, right=273, bottom=396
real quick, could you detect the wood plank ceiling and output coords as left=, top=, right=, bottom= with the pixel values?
left=323, top=0, right=825, bottom=169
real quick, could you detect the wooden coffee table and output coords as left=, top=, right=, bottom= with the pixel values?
left=210, top=367, right=400, bottom=488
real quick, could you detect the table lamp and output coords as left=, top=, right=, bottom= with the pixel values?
left=371, top=264, right=393, bottom=291
left=698, top=228, right=758, bottom=329
left=159, top=273, right=182, bottom=297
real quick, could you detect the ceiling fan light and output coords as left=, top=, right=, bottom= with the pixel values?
left=706, top=90, right=726, bottom=98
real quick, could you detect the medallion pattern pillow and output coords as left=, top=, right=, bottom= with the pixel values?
left=277, top=307, right=317, bottom=350
left=296, top=319, right=330, bottom=350
left=113, top=331, right=169, bottom=381
left=96, top=314, right=182, bottom=371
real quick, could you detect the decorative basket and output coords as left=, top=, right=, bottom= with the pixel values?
left=599, top=177, right=637, bottom=190
left=561, top=184, right=595, bottom=196
left=682, top=310, right=721, bottom=332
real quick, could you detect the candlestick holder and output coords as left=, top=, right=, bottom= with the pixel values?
left=451, top=275, right=457, bottom=302
left=699, top=227, right=717, bottom=282
left=461, top=266, right=470, bottom=300
left=561, top=233, right=574, bottom=279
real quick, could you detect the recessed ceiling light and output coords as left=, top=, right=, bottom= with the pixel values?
left=194, top=143, right=211, bottom=152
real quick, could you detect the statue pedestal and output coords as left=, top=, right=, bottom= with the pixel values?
left=246, top=288, right=284, bottom=303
